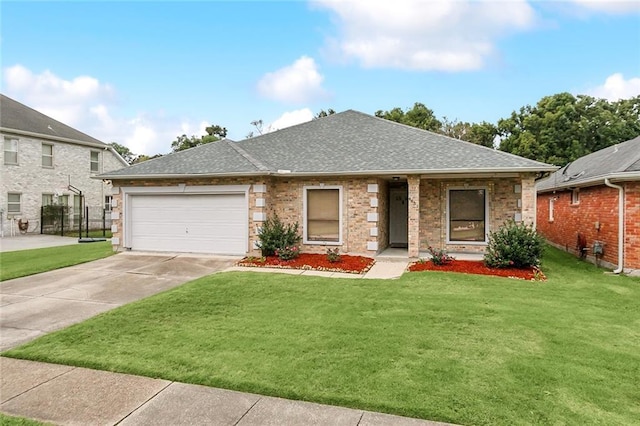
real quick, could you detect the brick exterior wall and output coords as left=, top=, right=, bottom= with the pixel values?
left=418, top=175, right=535, bottom=254
left=1, top=132, right=123, bottom=235
left=537, top=181, right=640, bottom=272
left=267, top=176, right=381, bottom=255
left=376, top=178, right=389, bottom=253
left=110, top=173, right=536, bottom=257
left=625, top=182, right=640, bottom=271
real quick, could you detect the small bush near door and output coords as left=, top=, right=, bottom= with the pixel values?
left=484, top=220, right=545, bottom=268
left=256, top=214, right=301, bottom=257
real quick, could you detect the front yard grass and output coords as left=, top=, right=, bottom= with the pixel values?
left=3, top=246, right=639, bottom=425
left=0, top=242, right=113, bottom=281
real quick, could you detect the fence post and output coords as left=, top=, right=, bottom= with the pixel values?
left=103, top=208, right=106, bottom=237
left=40, top=206, right=44, bottom=234
left=61, top=206, right=64, bottom=236
left=85, top=206, right=89, bottom=238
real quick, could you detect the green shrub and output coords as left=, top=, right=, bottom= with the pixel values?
left=484, top=220, right=545, bottom=268
left=427, top=246, right=455, bottom=265
left=256, top=214, right=301, bottom=256
left=326, top=247, right=341, bottom=263
left=275, top=245, right=300, bottom=261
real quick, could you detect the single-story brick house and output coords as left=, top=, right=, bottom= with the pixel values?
left=99, top=110, right=555, bottom=257
left=536, top=136, right=640, bottom=274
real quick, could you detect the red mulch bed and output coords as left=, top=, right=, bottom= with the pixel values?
left=237, top=253, right=376, bottom=274
left=408, top=259, right=545, bottom=281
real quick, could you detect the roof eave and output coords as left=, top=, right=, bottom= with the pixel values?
left=270, top=166, right=557, bottom=177
left=96, top=166, right=557, bottom=180
left=537, top=172, right=640, bottom=193
left=1, top=127, right=106, bottom=148
left=94, top=171, right=270, bottom=180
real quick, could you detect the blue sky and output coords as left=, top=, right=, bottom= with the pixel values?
left=2, top=1, right=639, bottom=156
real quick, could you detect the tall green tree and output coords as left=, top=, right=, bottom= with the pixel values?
left=465, top=121, right=499, bottom=148
left=171, top=123, right=227, bottom=152
left=132, top=153, right=163, bottom=164
left=376, top=102, right=442, bottom=132
left=498, top=93, right=640, bottom=166
left=108, top=142, right=136, bottom=164
left=315, top=108, right=336, bottom=119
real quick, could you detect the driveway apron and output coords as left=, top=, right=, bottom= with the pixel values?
left=0, top=253, right=239, bottom=351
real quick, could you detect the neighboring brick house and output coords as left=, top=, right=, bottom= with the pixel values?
left=536, top=136, right=640, bottom=275
left=1, top=94, right=127, bottom=236
left=99, top=110, right=555, bottom=257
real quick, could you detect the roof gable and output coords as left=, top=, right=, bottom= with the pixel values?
left=0, top=94, right=106, bottom=146
left=102, top=139, right=262, bottom=177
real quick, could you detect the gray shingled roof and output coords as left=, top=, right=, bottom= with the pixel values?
left=537, top=136, right=640, bottom=192
left=1, top=94, right=106, bottom=146
left=100, top=109, right=556, bottom=179
left=107, top=139, right=263, bottom=176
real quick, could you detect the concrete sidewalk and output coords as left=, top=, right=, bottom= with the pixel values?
left=0, top=235, right=81, bottom=252
left=0, top=357, right=452, bottom=426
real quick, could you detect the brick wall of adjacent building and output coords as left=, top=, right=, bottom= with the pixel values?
left=1, top=132, right=123, bottom=235
left=625, top=181, right=640, bottom=271
left=537, top=181, right=639, bottom=272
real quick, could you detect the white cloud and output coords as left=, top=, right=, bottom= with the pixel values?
left=264, top=108, right=314, bottom=133
left=2, top=65, right=205, bottom=156
left=570, top=0, right=640, bottom=14
left=312, top=0, right=536, bottom=71
left=257, top=56, right=328, bottom=103
left=586, top=73, right=640, bottom=101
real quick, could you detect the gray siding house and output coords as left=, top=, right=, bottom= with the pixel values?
left=1, top=94, right=127, bottom=236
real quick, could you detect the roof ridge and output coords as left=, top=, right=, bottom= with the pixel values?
left=226, top=140, right=271, bottom=172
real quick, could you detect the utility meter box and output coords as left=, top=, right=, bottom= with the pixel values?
left=593, top=241, right=604, bottom=255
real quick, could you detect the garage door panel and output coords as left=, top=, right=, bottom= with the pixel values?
left=129, top=193, right=247, bottom=254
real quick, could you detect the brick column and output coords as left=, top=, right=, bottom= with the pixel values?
left=408, top=175, right=420, bottom=257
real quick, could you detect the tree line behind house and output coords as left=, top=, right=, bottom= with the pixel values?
left=110, top=92, right=640, bottom=167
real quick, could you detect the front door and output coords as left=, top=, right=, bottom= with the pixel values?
left=389, top=187, right=408, bottom=247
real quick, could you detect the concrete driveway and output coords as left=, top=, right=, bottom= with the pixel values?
left=0, top=252, right=239, bottom=351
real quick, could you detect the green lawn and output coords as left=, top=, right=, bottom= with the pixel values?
left=3, top=247, right=639, bottom=425
left=0, top=242, right=114, bottom=281
left=0, top=413, right=50, bottom=426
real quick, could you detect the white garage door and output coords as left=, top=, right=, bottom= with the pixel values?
left=129, top=193, right=247, bottom=254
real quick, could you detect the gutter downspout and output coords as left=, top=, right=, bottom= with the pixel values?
left=604, top=178, right=624, bottom=274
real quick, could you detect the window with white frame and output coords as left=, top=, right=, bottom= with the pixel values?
left=7, top=193, right=21, bottom=214
left=90, top=151, right=100, bottom=173
left=448, top=188, right=488, bottom=243
left=304, top=187, right=341, bottom=243
left=571, top=189, right=580, bottom=205
left=104, top=195, right=112, bottom=211
left=42, top=143, right=53, bottom=167
left=42, top=194, right=54, bottom=206
left=4, top=137, right=18, bottom=165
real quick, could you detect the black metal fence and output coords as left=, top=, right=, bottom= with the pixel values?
left=41, top=205, right=111, bottom=237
